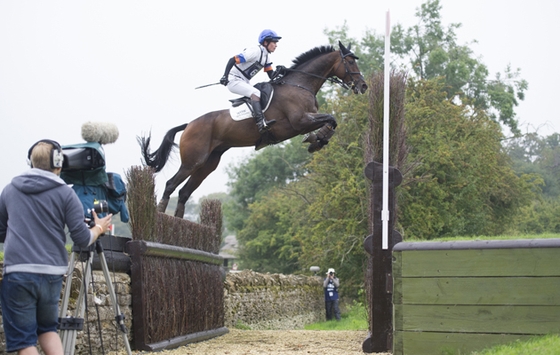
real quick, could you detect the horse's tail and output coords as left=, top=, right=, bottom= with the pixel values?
left=138, top=123, right=188, bottom=172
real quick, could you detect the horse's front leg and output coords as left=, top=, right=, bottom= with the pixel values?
left=299, top=113, right=338, bottom=153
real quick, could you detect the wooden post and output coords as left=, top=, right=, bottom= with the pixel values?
left=363, top=161, right=402, bottom=353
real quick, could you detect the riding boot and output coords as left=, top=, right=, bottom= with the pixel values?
left=251, top=100, right=276, bottom=133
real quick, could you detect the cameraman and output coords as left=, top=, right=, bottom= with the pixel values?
left=0, top=139, right=112, bottom=355
left=323, top=268, right=341, bottom=321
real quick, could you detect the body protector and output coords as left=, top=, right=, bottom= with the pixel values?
left=232, top=45, right=271, bottom=81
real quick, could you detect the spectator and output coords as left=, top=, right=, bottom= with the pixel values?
left=323, top=268, right=341, bottom=321
left=0, top=139, right=112, bottom=355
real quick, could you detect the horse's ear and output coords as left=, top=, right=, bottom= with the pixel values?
left=339, top=41, right=359, bottom=59
left=338, top=41, right=348, bottom=53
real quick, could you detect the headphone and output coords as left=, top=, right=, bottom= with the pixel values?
left=28, top=139, right=65, bottom=169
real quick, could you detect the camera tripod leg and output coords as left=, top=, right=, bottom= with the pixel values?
left=59, top=242, right=132, bottom=355
left=59, top=250, right=95, bottom=355
left=97, top=247, right=133, bottom=355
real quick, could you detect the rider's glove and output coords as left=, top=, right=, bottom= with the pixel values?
left=220, top=75, right=229, bottom=86
left=275, top=65, right=287, bottom=75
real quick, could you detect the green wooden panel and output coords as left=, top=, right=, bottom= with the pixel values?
left=394, top=304, right=560, bottom=334
left=396, top=248, right=560, bottom=277
left=393, top=331, right=535, bottom=355
left=395, top=276, right=560, bottom=305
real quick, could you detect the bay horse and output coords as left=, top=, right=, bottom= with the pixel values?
left=139, top=41, right=368, bottom=218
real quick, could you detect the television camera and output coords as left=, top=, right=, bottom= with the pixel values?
left=58, top=122, right=129, bottom=223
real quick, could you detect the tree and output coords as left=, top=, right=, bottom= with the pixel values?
left=391, top=0, right=527, bottom=134
left=399, top=78, right=534, bottom=238
left=223, top=140, right=311, bottom=232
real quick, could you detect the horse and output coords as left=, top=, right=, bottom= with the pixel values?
left=139, top=41, right=368, bottom=218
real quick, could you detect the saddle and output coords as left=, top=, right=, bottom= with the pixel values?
left=229, top=82, right=274, bottom=110
left=228, top=82, right=279, bottom=150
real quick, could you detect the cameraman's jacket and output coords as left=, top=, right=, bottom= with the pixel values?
left=323, top=277, right=340, bottom=301
left=0, top=169, right=93, bottom=275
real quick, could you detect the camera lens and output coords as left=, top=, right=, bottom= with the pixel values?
left=93, top=200, right=109, bottom=214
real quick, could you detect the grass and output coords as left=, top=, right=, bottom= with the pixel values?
left=304, top=301, right=368, bottom=331
left=471, top=334, right=560, bottom=355
left=407, top=232, right=560, bottom=242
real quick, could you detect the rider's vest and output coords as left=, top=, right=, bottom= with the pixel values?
left=232, top=45, right=269, bottom=80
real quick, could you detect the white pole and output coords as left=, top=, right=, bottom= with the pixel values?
left=382, top=10, right=391, bottom=250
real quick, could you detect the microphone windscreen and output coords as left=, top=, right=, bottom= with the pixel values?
left=81, top=122, right=119, bottom=144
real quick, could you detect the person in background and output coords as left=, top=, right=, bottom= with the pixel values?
left=323, top=267, right=341, bottom=321
left=219, top=29, right=286, bottom=133
left=0, top=139, right=112, bottom=355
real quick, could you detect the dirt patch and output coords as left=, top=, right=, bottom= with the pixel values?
left=121, top=329, right=390, bottom=355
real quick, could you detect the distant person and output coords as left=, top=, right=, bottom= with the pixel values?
left=0, top=139, right=112, bottom=355
left=219, top=29, right=286, bottom=133
left=323, top=268, right=341, bottom=321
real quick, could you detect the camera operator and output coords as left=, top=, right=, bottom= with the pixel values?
left=0, top=139, right=112, bottom=355
left=323, top=268, right=341, bottom=321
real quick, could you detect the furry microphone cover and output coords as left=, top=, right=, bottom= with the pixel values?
left=81, top=122, right=119, bottom=145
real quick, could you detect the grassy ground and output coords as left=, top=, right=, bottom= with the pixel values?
left=408, top=232, right=560, bottom=242
left=471, top=334, right=560, bottom=355
left=304, top=302, right=368, bottom=331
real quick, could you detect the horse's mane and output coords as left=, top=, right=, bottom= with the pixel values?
left=290, top=45, right=336, bottom=70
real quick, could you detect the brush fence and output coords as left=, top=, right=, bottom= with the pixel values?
left=392, top=238, right=560, bottom=355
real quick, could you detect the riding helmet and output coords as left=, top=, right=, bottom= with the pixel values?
left=258, top=29, right=282, bottom=44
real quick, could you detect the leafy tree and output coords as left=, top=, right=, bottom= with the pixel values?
left=504, top=132, right=560, bottom=233
left=235, top=189, right=306, bottom=274
left=391, top=0, right=527, bottom=134
left=223, top=140, right=311, bottom=232
left=400, top=78, right=534, bottom=238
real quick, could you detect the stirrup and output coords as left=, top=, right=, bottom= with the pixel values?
left=263, top=119, right=276, bottom=128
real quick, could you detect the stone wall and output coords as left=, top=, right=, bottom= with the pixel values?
left=0, top=266, right=325, bottom=353
left=224, top=270, right=325, bottom=330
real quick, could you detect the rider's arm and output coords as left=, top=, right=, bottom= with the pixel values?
left=220, top=57, right=236, bottom=85
left=223, top=57, right=236, bottom=77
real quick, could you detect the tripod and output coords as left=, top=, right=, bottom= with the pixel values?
left=59, top=239, right=132, bottom=355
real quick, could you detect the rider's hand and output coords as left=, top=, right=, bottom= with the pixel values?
left=220, top=75, right=229, bottom=86
left=276, top=65, right=287, bottom=75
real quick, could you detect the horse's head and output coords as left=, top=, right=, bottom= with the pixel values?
left=335, top=41, right=368, bottom=94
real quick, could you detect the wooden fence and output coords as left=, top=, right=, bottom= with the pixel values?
left=392, top=238, right=560, bottom=355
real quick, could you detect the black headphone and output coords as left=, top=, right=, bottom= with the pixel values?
left=28, top=139, right=64, bottom=169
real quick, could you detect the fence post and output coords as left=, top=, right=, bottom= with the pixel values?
left=362, top=161, right=402, bottom=353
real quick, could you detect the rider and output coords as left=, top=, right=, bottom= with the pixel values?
left=220, top=29, right=286, bottom=133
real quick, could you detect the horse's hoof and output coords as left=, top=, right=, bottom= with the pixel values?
left=156, top=199, right=169, bottom=213
left=174, top=204, right=185, bottom=218
left=307, top=142, right=323, bottom=153
left=302, top=133, right=317, bottom=144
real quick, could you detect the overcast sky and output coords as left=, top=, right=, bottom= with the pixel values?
left=1, top=0, right=558, bottom=203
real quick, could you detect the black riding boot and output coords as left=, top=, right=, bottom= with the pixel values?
left=251, top=100, right=276, bottom=133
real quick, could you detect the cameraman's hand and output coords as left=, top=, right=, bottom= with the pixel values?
left=92, top=210, right=113, bottom=236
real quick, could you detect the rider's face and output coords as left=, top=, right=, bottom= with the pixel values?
left=265, top=41, right=278, bottom=53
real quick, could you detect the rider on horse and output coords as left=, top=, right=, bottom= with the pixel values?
left=220, top=29, right=287, bottom=133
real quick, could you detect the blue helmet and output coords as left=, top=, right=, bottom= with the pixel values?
left=258, top=29, right=281, bottom=44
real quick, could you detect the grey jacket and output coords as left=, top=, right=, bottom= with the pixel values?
left=0, top=169, right=93, bottom=275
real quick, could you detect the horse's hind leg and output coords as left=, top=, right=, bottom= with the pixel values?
left=174, top=150, right=227, bottom=218
left=157, top=166, right=194, bottom=213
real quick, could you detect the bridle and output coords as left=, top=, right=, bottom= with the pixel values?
left=336, top=51, right=365, bottom=91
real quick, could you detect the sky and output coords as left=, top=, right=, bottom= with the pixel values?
left=1, top=0, right=558, bottom=203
